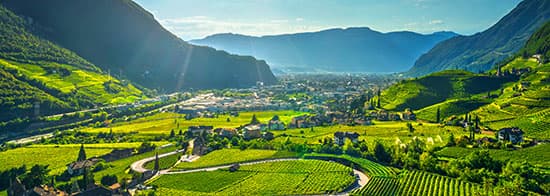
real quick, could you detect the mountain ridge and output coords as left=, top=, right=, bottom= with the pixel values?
left=407, top=0, right=550, bottom=76
left=2, top=0, right=277, bottom=91
left=190, top=27, right=459, bottom=73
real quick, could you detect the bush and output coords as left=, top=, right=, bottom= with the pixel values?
left=100, top=174, right=118, bottom=186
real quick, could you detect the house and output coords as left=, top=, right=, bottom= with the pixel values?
left=334, top=132, right=346, bottom=146
left=334, top=131, right=360, bottom=146
left=289, top=115, right=312, bottom=128
left=401, top=109, right=416, bottom=121
left=100, top=148, right=134, bottom=162
left=73, top=185, right=115, bottom=196
left=29, top=185, right=68, bottom=196
left=214, top=128, right=237, bottom=138
left=243, top=128, right=262, bottom=140
left=192, top=135, right=209, bottom=155
left=187, top=126, right=214, bottom=136
left=268, top=115, right=285, bottom=130
left=243, top=124, right=267, bottom=132
left=67, top=158, right=100, bottom=176
left=497, top=127, right=524, bottom=144
left=376, top=110, right=389, bottom=121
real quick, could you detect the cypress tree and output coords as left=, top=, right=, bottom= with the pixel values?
left=77, top=144, right=86, bottom=162
left=436, top=107, right=441, bottom=123
left=154, top=152, right=160, bottom=172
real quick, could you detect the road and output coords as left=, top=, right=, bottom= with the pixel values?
left=130, top=151, right=370, bottom=195
left=130, top=149, right=186, bottom=173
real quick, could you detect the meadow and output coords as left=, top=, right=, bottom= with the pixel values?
left=0, top=59, right=142, bottom=105
left=151, top=160, right=355, bottom=195
left=0, top=142, right=167, bottom=175
left=81, top=110, right=307, bottom=136
left=144, top=153, right=181, bottom=170
left=173, top=149, right=299, bottom=170
left=436, top=144, right=550, bottom=169
left=272, top=121, right=490, bottom=147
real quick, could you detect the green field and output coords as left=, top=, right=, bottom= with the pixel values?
left=273, top=122, right=490, bottom=147
left=353, top=170, right=481, bottom=196
left=435, top=144, right=550, bottom=169
left=82, top=110, right=307, bottom=136
left=173, top=149, right=299, bottom=170
left=144, top=153, right=181, bottom=170
left=0, top=142, right=167, bottom=175
left=151, top=160, right=355, bottom=195
left=91, top=145, right=177, bottom=182
left=0, top=59, right=142, bottom=105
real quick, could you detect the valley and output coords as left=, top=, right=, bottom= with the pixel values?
left=0, top=0, right=549, bottom=195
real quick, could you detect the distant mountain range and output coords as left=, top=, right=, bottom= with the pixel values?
left=1, top=0, right=276, bottom=91
left=190, top=28, right=458, bottom=73
left=408, top=0, right=550, bottom=76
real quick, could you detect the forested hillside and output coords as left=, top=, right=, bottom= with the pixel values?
left=1, top=0, right=277, bottom=90
left=0, top=5, right=143, bottom=122
left=408, top=0, right=550, bottom=76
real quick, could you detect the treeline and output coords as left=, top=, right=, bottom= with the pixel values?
left=0, top=5, right=95, bottom=71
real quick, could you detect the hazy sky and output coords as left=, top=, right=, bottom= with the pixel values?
left=134, top=0, right=523, bottom=40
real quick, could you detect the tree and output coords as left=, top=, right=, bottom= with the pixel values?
left=436, top=107, right=441, bottom=123
left=447, top=133, right=456, bottom=147
left=406, top=123, right=414, bottom=133
left=154, top=152, right=160, bottom=172
left=22, top=165, right=50, bottom=189
left=100, top=174, right=118, bottom=186
left=77, top=144, right=86, bottom=162
left=376, top=89, right=381, bottom=108
left=178, top=129, right=183, bottom=136
left=250, top=114, right=260, bottom=125
left=373, top=142, right=391, bottom=163
left=82, top=168, right=94, bottom=190
left=169, top=129, right=175, bottom=138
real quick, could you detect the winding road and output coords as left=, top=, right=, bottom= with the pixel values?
left=131, top=151, right=370, bottom=195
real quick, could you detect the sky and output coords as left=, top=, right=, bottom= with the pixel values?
left=134, top=0, right=523, bottom=41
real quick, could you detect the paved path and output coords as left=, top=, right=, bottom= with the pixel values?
left=130, top=149, right=186, bottom=173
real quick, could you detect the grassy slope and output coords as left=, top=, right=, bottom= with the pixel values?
left=173, top=149, right=299, bottom=170
left=472, top=58, right=549, bottom=138
left=436, top=143, right=550, bottom=169
left=0, top=4, right=143, bottom=122
left=82, top=110, right=307, bottom=136
left=381, top=70, right=511, bottom=111
left=0, top=142, right=168, bottom=175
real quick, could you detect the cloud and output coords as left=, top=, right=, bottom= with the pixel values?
left=159, top=16, right=328, bottom=40
left=429, top=19, right=444, bottom=25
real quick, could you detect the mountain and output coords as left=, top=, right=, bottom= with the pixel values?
left=380, top=21, right=550, bottom=139
left=190, top=28, right=458, bottom=73
left=0, top=4, right=143, bottom=122
left=408, top=0, right=550, bottom=76
left=1, top=0, right=276, bottom=91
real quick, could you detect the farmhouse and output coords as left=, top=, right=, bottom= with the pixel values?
left=214, top=128, right=237, bottom=138
left=67, top=158, right=100, bottom=176
left=243, top=127, right=262, bottom=140
left=334, top=131, right=360, bottom=146
left=268, top=115, right=285, bottom=130
left=289, top=115, right=310, bottom=128
left=497, top=127, right=524, bottom=144
left=100, top=148, right=134, bottom=162
left=187, top=126, right=214, bottom=136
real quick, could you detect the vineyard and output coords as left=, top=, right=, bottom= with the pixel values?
left=352, top=170, right=481, bottom=196
left=304, top=153, right=396, bottom=177
left=151, top=160, right=355, bottom=195
left=173, top=149, right=299, bottom=170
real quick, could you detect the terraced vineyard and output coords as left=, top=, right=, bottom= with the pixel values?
left=353, top=170, right=481, bottom=196
left=352, top=176, right=400, bottom=196
left=151, top=160, right=355, bottom=195
left=304, top=153, right=396, bottom=177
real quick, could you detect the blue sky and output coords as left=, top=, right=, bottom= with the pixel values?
left=134, top=0, right=523, bottom=40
